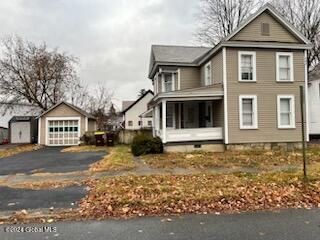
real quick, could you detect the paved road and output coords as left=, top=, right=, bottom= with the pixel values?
left=0, top=186, right=86, bottom=211
left=1, top=209, right=319, bottom=240
left=0, top=147, right=105, bottom=175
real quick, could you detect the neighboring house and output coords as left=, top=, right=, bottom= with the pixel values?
left=308, top=66, right=320, bottom=138
left=0, top=102, right=41, bottom=128
left=8, top=116, right=38, bottom=144
left=148, top=3, right=311, bottom=152
left=0, top=127, right=8, bottom=144
left=37, top=101, right=97, bottom=146
left=122, top=90, right=154, bottom=130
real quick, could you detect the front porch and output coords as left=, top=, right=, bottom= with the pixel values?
left=154, top=99, right=224, bottom=143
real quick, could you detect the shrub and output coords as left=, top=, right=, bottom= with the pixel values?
left=131, top=134, right=163, bottom=156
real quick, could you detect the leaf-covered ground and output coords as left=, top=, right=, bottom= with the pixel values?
left=142, top=146, right=320, bottom=170
left=78, top=163, right=320, bottom=219
left=0, top=144, right=42, bottom=159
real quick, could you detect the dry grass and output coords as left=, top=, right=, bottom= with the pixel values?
left=89, top=145, right=135, bottom=172
left=61, top=145, right=108, bottom=153
left=142, top=146, right=320, bottom=170
left=4, top=180, right=82, bottom=190
left=0, top=144, right=42, bottom=159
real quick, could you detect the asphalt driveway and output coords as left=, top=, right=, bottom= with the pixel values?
left=0, top=147, right=106, bottom=176
left=0, top=185, right=86, bottom=211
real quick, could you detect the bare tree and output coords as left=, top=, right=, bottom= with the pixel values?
left=196, top=0, right=263, bottom=45
left=0, top=36, right=78, bottom=111
left=138, top=88, right=147, bottom=98
left=272, top=0, right=320, bottom=71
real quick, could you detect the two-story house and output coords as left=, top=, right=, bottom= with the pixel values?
left=148, top=3, right=311, bottom=152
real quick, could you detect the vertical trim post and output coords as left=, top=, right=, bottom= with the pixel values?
left=222, top=47, right=229, bottom=144
left=304, top=50, right=309, bottom=141
left=162, top=100, right=167, bottom=143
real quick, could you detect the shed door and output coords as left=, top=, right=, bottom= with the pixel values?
left=47, top=120, right=79, bottom=146
left=11, top=122, right=31, bottom=143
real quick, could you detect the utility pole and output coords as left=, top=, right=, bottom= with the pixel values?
left=300, top=86, right=307, bottom=180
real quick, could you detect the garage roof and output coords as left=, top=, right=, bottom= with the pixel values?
left=37, top=101, right=96, bottom=119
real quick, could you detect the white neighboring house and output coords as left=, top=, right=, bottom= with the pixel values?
left=122, top=90, right=154, bottom=130
left=0, top=103, right=41, bottom=128
left=308, top=67, right=320, bottom=137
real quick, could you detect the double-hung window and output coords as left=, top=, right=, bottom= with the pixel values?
left=276, top=52, right=294, bottom=82
left=239, top=95, right=258, bottom=129
left=204, top=61, right=212, bottom=85
left=238, top=51, right=256, bottom=82
left=277, top=95, right=295, bottom=128
left=162, top=72, right=175, bottom=92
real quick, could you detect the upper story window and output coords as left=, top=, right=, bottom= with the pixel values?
left=277, top=95, right=295, bottom=129
left=239, top=95, right=258, bottom=129
left=162, top=72, right=175, bottom=92
left=276, top=52, right=294, bottom=82
left=238, top=51, right=256, bottom=82
left=204, top=61, right=212, bottom=85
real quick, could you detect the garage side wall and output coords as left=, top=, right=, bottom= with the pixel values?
left=39, top=104, right=86, bottom=145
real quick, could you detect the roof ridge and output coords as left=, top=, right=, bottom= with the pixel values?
left=152, top=44, right=212, bottom=49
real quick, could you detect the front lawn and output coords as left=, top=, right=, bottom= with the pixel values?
left=141, top=146, right=320, bottom=170
left=0, top=144, right=42, bottom=159
left=63, top=145, right=135, bottom=172
left=79, top=165, right=320, bottom=219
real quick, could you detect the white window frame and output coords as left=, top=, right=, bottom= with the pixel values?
left=277, top=95, right=296, bottom=129
left=161, top=72, right=175, bottom=92
left=204, top=61, right=212, bottom=85
left=276, top=52, right=294, bottom=82
left=239, top=95, right=258, bottom=129
left=238, top=51, right=257, bottom=82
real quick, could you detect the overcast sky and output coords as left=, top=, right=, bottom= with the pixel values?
left=0, top=0, right=200, bottom=109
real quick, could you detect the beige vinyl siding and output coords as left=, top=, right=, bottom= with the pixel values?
left=201, top=50, right=224, bottom=86
left=88, top=119, right=97, bottom=131
left=179, top=67, right=201, bottom=90
left=231, top=11, right=301, bottom=43
left=40, top=103, right=86, bottom=145
left=226, top=48, right=305, bottom=144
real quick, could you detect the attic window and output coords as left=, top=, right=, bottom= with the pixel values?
left=261, top=23, right=270, bottom=36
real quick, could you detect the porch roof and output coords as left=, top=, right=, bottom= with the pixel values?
left=150, top=85, right=223, bottom=104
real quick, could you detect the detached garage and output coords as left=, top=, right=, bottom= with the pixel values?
left=37, top=101, right=97, bottom=146
left=9, top=116, right=38, bottom=144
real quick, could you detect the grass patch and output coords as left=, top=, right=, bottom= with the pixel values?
left=89, top=145, right=135, bottom=172
left=0, top=144, right=42, bottom=159
left=61, top=145, right=108, bottom=153
left=141, top=146, right=320, bottom=170
left=80, top=165, right=320, bottom=219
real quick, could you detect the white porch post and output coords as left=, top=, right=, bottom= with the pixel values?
left=162, top=100, right=167, bottom=143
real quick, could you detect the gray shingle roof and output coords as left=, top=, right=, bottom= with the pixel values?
left=151, top=45, right=211, bottom=64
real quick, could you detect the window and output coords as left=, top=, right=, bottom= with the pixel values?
left=162, top=72, right=175, bottom=92
left=277, top=95, right=295, bottom=128
left=138, top=121, right=142, bottom=126
left=239, top=95, right=258, bottom=129
left=204, top=61, right=212, bottom=85
left=238, top=51, right=256, bottom=82
left=276, top=52, right=294, bottom=82
left=148, top=120, right=152, bottom=126
left=261, top=23, right=270, bottom=36
left=128, top=121, right=133, bottom=127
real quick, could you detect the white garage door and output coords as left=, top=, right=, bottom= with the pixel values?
left=11, top=122, right=31, bottom=143
left=48, top=120, right=79, bottom=146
